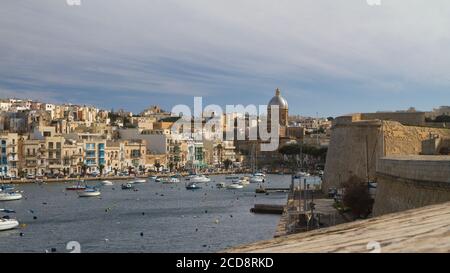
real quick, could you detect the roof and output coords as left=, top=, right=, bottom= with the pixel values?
left=268, top=88, right=288, bottom=109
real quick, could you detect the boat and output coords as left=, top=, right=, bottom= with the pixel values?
left=66, top=181, right=86, bottom=191
left=0, top=192, right=23, bottom=201
left=238, top=177, right=250, bottom=185
left=148, top=176, right=158, bottom=181
left=132, top=179, right=147, bottom=183
left=0, top=185, right=15, bottom=192
left=101, top=180, right=114, bottom=186
left=297, top=171, right=310, bottom=177
left=190, top=175, right=211, bottom=183
left=226, top=183, right=244, bottom=190
left=77, top=188, right=101, bottom=197
left=0, top=218, right=19, bottom=231
left=162, top=176, right=180, bottom=184
left=186, top=182, right=202, bottom=190
left=121, top=183, right=135, bottom=190
left=216, top=182, right=226, bottom=189
left=249, top=176, right=264, bottom=183
left=253, top=172, right=266, bottom=177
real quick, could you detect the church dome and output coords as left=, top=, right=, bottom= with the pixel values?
left=268, top=88, right=288, bottom=109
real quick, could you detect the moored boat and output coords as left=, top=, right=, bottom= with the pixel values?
left=162, top=176, right=180, bottom=184
left=190, top=175, right=211, bottom=183
left=77, top=188, right=101, bottom=197
left=249, top=176, right=264, bottom=183
left=226, top=183, right=244, bottom=190
left=121, top=183, right=135, bottom=190
left=101, top=180, right=114, bottom=186
left=216, top=182, right=226, bottom=189
left=0, top=218, right=19, bottom=231
left=0, top=192, right=23, bottom=201
left=66, top=181, right=86, bottom=191
left=186, top=182, right=202, bottom=190
left=132, top=179, right=147, bottom=183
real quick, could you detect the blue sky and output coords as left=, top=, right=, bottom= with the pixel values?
left=1, top=0, right=450, bottom=117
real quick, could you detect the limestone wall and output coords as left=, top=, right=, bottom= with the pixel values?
left=373, top=156, right=450, bottom=216
left=323, top=120, right=450, bottom=191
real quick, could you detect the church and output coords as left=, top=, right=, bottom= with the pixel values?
left=234, top=88, right=305, bottom=171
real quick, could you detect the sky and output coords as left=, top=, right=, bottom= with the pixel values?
left=1, top=0, right=450, bottom=117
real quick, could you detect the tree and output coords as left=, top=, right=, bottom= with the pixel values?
left=216, top=144, right=223, bottom=166
left=154, top=162, right=161, bottom=172
left=79, top=163, right=87, bottom=177
left=128, top=166, right=133, bottom=175
left=223, top=159, right=233, bottom=170
left=99, top=164, right=105, bottom=177
left=342, top=176, right=374, bottom=219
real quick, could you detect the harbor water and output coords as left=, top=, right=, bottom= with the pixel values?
left=0, top=174, right=320, bottom=253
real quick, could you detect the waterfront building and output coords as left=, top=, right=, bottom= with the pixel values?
left=0, top=132, right=19, bottom=177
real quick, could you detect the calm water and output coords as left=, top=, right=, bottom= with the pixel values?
left=0, top=174, right=320, bottom=253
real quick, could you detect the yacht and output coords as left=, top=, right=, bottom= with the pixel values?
left=77, top=188, right=101, bottom=197
left=0, top=218, right=19, bottom=231
left=0, top=192, right=23, bottom=201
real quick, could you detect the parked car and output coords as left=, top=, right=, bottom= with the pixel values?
left=26, top=174, right=36, bottom=180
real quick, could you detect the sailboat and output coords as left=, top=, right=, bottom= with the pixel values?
left=0, top=218, right=19, bottom=231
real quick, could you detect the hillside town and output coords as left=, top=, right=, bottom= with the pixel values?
left=0, top=90, right=333, bottom=180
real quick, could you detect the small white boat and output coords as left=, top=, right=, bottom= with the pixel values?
left=216, top=182, right=226, bottom=189
left=227, top=183, right=244, bottom=190
left=253, top=172, right=266, bottom=177
left=101, top=180, right=114, bottom=186
left=0, top=192, right=23, bottom=201
left=148, top=176, right=158, bottom=181
left=249, top=176, right=264, bottom=183
left=132, top=179, right=147, bottom=183
left=190, top=175, right=211, bottom=183
left=238, top=177, right=250, bottom=185
left=162, top=177, right=180, bottom=184
left=297, top=171, right=310, bottom=177
left=0, top=218, right=19, bottom=231
left=77, top=188, right=101, bottom=197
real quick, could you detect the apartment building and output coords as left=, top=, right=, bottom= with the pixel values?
left=0, top=132, right=19, bottom=177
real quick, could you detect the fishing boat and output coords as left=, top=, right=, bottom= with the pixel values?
left=186, top=182, right=202, bottom=190
left=226, top=183, right=244, bottom=190
left=0, top=218, right=19, bottom=231
left=216, top=182, right=226, bottom=189
left=0, top=192, right=23, bottom=201
left=121, top=183, right=135, bottom=190
left=101, top=180, right=114, bottom=186
left=77, top=188, right=101, bottom=197
left=190, top=175, right=211, bottom=183
left=66, top=181, right=86, bottom=191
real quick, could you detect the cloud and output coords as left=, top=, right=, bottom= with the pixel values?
left=1, top=0, right=450, bottom=116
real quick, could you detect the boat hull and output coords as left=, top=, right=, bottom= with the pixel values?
left=0, top=219, right=19, bottom=231
left=77, top=191, right=101, bottom=197
left=0, top=193, right=23, bottom=201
